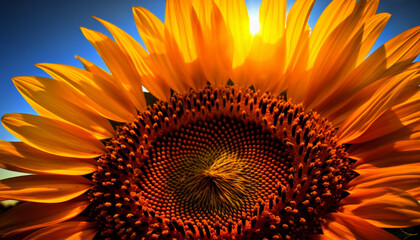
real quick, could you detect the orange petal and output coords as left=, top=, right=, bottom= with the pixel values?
left=236, top=0, right=287, bottom=93
left=165, top=0, right=197, bottom=63
left=0, top=197, right=89, bottom=237
left=37, top=63, right=137, bottom=123
left=161, top=3, right=208, bottom=92
left=348, top=90, right=420, bottom=143
left=316, top=212, right=398, bottom=240
left=337, top=68, right=419, bottom=144
left=80, top=27, right=147, bottom=110
left=132, top=6, right=165, bottom=54
left=214, top=0, right=252, bottom=67
left=191, top=2, right=233, bottom=88
left=349, top=140, right=420, bottom=168
left=308, top=0, right=356, bottom=68
left=341, top=187, right=420, bottom=228
left=165, top=26, right=208, bottom=92
left=0, top=141, right=96, bottom=175
left=133, top=6, right=187, bottom=97
left=0, top=175, right=91, bottom=203
left=349, top=162, right=420, bottom=198
left=307, top=12, right=390, bottom=111
left=282, top=0, right=314, bottom=103
left=355, top=12, right=390, bottom=65
left=75, top=55, right=115, bottom=86
left=351, top=173, right=420, bottom=200
left=284, top=0, right=315, bottom=70
left=23, top=221, right=96, bottom=240
left=94, top=17, right=171, bottom=102
left=13, top=76, right=114, bottom=140
left=322, top=26, right=420, bottom=125
left=2, top=113, right=106, bottom=158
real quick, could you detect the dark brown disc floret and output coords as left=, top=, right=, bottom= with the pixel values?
left=90, top=86, right=355, bottom=240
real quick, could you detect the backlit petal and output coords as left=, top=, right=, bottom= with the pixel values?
left=307, top=12, right=390, bottom=110
left=0, top=197, right=89, bottom=237
left=23, top=221, right=96, bottom=240
left=348, top=90, right=420, bottom=143
left=321, top=26, right=420, bottom=125
left=284, top=0, right=315, bottom=70
left=94, top=17, right=171, bottom=101
left=342, top=187, right=420, bottom=228
left=350, top=140, right=420, bottom=168
left=2, top=113, right=105, bottom=158
left=191, top=2, right=233, bottom=88
left=13, top=76, right=114, bottom=139
left=337, top=68, right=419, bottom=144
left=317, top=212, right=398, bottom=240
left=0, top=175, right=91, bottom=203
left=165, top=0, right=197, bottom=62
left=214, top=0, right=252, bottom=67
left=80, top=27, right=147, bottom=110
left=37, top=63, right=137, bottom=122
left=259, top=0, right=286, bottom=44
left=0, top=141, right=96, bottom=175
left=133, top=6, right=190, bottom=95
left=75, top=55, right=115, bottom=85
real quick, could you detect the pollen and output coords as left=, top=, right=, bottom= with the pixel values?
left=90, top=86, right=355, bottom=239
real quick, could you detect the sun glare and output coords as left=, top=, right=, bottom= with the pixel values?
left=249, top=13, right=260, bottom=36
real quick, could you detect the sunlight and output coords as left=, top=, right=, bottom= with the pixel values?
left=249, top=12, right=260, bottom=36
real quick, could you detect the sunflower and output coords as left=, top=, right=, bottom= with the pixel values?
left=1, top=0, right=420, bottom=239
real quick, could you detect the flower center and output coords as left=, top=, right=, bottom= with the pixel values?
left=90, top=86, right=355, bottom=239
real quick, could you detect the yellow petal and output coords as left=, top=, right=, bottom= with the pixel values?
left=0, top=141, right=97, bottom=175
left=320, top=26, right=420, bottom=123
left=0, top=175, right=91, bottom=203
left=342, top=187, right=420, bottom=228
left=23, top=221, right=96, bottom=240
left=308, top=0, right=356, bottom=68
left=161, top=2, right=208, bottom=91
left=80, top=27, right=146, bottom=110
left=368, top=24, right=419, bottom=69
left=310, top=14, right=391, bottom=114
left=304, top=1, right=389, bottom=109
left=234, top=0, right=287, bottom=93
left=235, top=35, right=286, bottom=94
left=75, top=55, right=115, bottom=85
left=214, top=0, right=252, bottom=67
left=164, top=26, right=207, bottom=91
left=0, top=197, right=89, bottom=237
left=348, top=90, right=420, bottom=143
left=165, top=0, right=197, bottom=63
left=13, top=76, right=114, bottom=139
left=132, top=7, right=166, bottom=55
left=355, top=13, right=390, bottom=65
left=37, top=63, right=137, bottom=123
left=191, top=2, right=233, bottom=88
left=133, top=7, right=185, bottom=98
left=2, top=113, right=106, bottom=158
left=94, top=17, right=171, bottom=101
left=337, top=69, right=419, bottom=144
left=259, top=0, right=286, bottom=44
left=362, top=0, right=380, bottom=16
left=284, top=0, right=315, bottom=70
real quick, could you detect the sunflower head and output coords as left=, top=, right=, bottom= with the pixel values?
left=1, top=0, right=420, bottom=239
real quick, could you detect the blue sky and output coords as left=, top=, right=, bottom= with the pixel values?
left=0, top=0, right=419, bottom=143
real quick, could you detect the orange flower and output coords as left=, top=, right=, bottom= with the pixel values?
left=1, top=0, right=420, bottom=239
